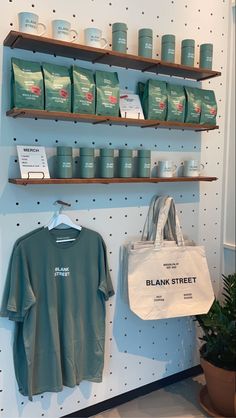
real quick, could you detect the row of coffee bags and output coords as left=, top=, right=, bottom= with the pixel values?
left=138, top=80, right=217, bottom=125
left=11, top=58, right=217, bottom=125
left=11, top=58, right=120, bottom=116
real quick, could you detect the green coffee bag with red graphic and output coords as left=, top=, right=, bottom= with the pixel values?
left=166, top=83, right=186, bottom=122
left=42, top=62, right=71, bottom=112
left=199, top=89, right=217, bottom=125
left=11, top=58, right=44, bottom=110
left=72, top=66, right=95, bottom=114
left=95, top=70, right=120, bottom=117
left=184, top=86, right=201, bottom=123
left=142, top=79, right=167, bottom=120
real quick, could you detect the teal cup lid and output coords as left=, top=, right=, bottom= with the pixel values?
left=138, top=149, right=151, bottom=158
left=80, top=147, right=95, bottom=156
left=112, top=22, right=127, bottom=32
left=139, top=28, right=153, bottom=38
left=162, top=34, right=175, bottom=44
left=100, top=148, right=114, bottom=157
left=119, top=149, right=133, bottom=157
left=57, top=146, right=72, bottom=156
left=182, top=39, right=195, bottom=48
left=200, top=43, right=213, bottom=51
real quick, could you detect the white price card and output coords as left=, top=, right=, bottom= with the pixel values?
left=17, top=145, right=50, bottom=179
left=120, top=93, right=144, bottom=119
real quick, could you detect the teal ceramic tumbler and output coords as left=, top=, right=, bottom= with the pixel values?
left=138, top=28, right=153, bottom=58
left=56, top=146, right=73, bottom=178
left=80, top=147, right=95, bottom=178
left=100, top=148, right=114, bottom=178
left=181, top=39, right=195, bottom=66
left=161, top=34, right=175, bottom=63
left=112, top=22, right=127, bottom=53
left=137, top=149, right=151, bottom=178
left=200, top=43, right=213, bottom=69
left=118, top=149, right=133, bottom=178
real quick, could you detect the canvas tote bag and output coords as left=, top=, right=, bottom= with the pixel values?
left=127, top=196, right=214, bottom=320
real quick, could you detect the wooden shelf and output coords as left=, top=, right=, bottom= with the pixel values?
left=6, top=108, right=218, bottom=131
left=4, top=31, right=221, bottom=82
left=9, top=177, right=218, bottom=186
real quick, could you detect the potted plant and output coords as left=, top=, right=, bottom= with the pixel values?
left=196, top=273, right=236, bottom=417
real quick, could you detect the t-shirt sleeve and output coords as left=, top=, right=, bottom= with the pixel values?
left=98, top=238, right=115, bottom=301
left=0, top=247, right=36, bottom=322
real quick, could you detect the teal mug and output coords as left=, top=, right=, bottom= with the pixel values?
left=56, top=146, right=73, bottom=178
left=200, top=43, right=213, bottom=69
left=112, top=22, right=127, bottom=53
left=118, top=149, right=133, bottom=177
left=80, top=147, right=95, bottom=178
left=161, top=34, right=175, bottom=63
left=138, top=28, right=153, bottom=58
left=181, top=39, right=195, bottom=66
left=100, top=148, right=114, bottom=178
left=137, top=149, right=151, bottom=178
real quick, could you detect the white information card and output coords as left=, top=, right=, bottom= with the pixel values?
left=120, top=93, right=144, bottom=119
left=17, top=145, right=50, bottom=179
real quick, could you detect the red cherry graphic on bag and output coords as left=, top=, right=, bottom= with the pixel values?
left=60, top=89, right=68, bottom=98
left=31, top=86, right=41, bottom=96
left=176, top=102, right=183, bottom=111
left=195, top=105, right=201, bottom=113
left=86, top=92, right=94, bottom=102
left=109, top=96, right=117, bottom=104
left=159, top=101, right=166, bottom=110
left=210, top=107, right=217, bottom=115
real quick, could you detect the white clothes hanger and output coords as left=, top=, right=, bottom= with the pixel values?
left=46, top=201, right=82, bottom=242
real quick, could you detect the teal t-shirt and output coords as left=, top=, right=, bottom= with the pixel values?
left=0, top=227, right=114, bottom=398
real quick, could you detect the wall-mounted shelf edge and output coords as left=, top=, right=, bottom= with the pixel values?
left=6, top=109, right=219, bottom=131
left=4, top=31, right=221, bottom=81
left=8, top=177, right=218, bottom=186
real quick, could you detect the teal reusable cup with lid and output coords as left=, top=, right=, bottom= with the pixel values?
left=138, top=28, right=153, bottom=58
left=80, top=147, right=95, bottom=178
left=118, top=149, right=133, bottom=177
left=181, top=39, right=195, bottom=66
left=161, top=34, right=175, bottom=62
left=100, top=148, right=114, bottom=178
left=200, top=43, right=213, bottom=69
left=112, top=22, right=127, bottom=53
left=137, top=149, right=151, bottom=178
left=56, top=146, right=73, bottom=178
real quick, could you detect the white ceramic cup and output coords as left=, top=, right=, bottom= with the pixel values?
left=157, top=161, right=177, bottom=178
left=183, top=160, right=204, bottom=177
left=18, top=12, right=46, bottom=36
left=84, top=28, right=108, bottom=49
left=52, top=20, right=78, bottom=42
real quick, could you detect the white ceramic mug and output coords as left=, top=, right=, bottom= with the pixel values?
left=84, top=28, right=108, bottom=49
left=52, top=20, right=78, bottom=42
left=183, top=160, right=204, bottom=177
left=157, top=160, right=177, bottom=178
left=18, top=12, right=46, bottom=36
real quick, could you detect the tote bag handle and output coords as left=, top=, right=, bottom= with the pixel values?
left=142, top=195, right=177, bottom=242
left=154, top=197, right=184, bottom=249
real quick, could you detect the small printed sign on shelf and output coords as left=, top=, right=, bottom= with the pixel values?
left=119, top=93, right=144, bottom=119
left=17, top=145, right=50, bottom=179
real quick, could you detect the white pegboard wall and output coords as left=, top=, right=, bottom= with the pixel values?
left=0, top=0, right=231, bottom=417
